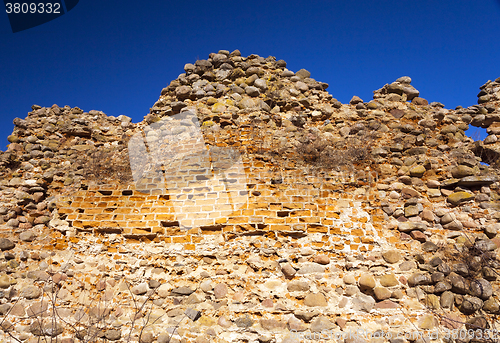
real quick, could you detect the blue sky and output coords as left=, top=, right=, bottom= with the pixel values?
left=1, top=0, right=500, bottom=150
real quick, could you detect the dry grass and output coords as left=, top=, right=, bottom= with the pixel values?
left=0, top=271, right=164, bottom=343
left=296, top=130, right=374, bottom=170
left=81, top=145, right=134, bottom=186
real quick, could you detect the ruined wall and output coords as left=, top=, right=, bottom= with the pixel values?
left=0, top=50, right=500, bottom=343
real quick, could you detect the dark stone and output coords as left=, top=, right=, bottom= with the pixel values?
left=170, top=287, right=194, bottom=296
left=105, top=329, right=121, bottom=341
left=390, top=109, right=405, bottom=119
left=421, top=241, right=438, bottom=252
left=0, top=239, right=15, bottom=251
left=469, top=279, right=493, bottom=300
left=407, top=273, right=431, bottom=287
left=434, top=281, right=452, bottom=294
left=448, top=272, right=469, bottom=294
left=287, top=281, right=310, bottom=292
left=458, top=175, right=498, bottom=187
left=460, top=295, right=483, bottom=314
left=440, top=291, right=454, bottom=309
left=235, top=314, right=254, bottom=328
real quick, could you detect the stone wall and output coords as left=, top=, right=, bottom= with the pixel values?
left=0, top=50, right=500, bottom=342
left=56, top=157, right=383, bottom=254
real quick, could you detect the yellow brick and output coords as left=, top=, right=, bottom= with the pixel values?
left=208, top=212, right=222, bottom=218
left=127, top=221, right=147, bottom=228
left=201, top=227, right=222, bottom=235
left=331, top=227, right=342, bottom=234
left=186, top=228, right=198, bottom=235
left=58, top=208, right=73, bottom=214
left=269, top=224, right=291, bottom=231
left=299, top=217, right=321, bottom=224
left=218, top=204, right=234, bottom=211
left=184, top=244, right=195, bottom=250
left=172, top=236, right=191, bottom=243
left=255, top=210, right=274, bottom=216
left=191, top=236, right=203, bottom=243
left=72, top=191, right=87, bottom=197
left=174, top=213, right=188, bottom=221
left=130, top=228, right=152, bottom=234
left=156, top=214, right=176, bottom=221
left=248, top=203, right=268, bottom=209
left=188, top=212, right=209, bottom=219
left=307, top=224, right=328, bottom=233
left=292, top=210, right=311, bottom=217
left=129, top=196, right=146, bottom=201
left=215, top=217, right=227, bottom=224
left=181, top=206, right=202, bottom=213
left=124, top=214, right=144, bottom=221
left=264, top=217, right=285, bottom=224
left=166, top=228, right=184, bottom=236
left=94, top=214, right=113, bottom=221
left=227, top=217, right=247, bottom=224
left=193, top=218, right=213, bottom=226
left=351, top=229, right=364, bottom=236
left=196, top=199, right=215, bottom=205
left=151, top=207, right=170, bottom=213
left=77, top=214, right=94, bottom=220
left=326, top=212, right=340, bottom=219
left=100, top=221, right=123, bottom=227
left=104, top=196, right=120, bottom=201
left=83, top=221, right=100, bottom=228
left=152, top=227, right=164, bottom=234
left=190, top=194, right=206, bottom=201
left=361, top=237, right=374, bottom=244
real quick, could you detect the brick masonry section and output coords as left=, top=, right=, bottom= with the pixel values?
left=57, top=156, right=384, bottom=253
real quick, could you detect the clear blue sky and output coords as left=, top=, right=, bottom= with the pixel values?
left=1, top=0, right=500, bottom=150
